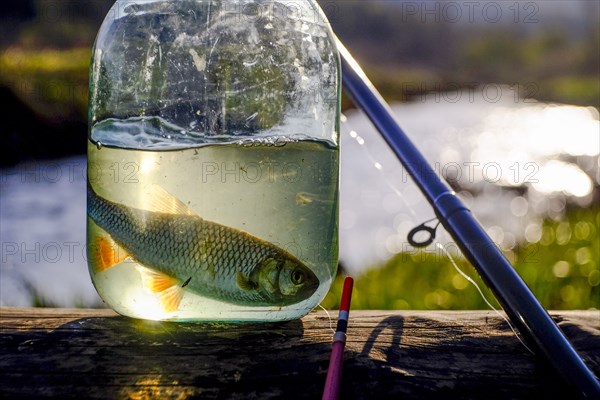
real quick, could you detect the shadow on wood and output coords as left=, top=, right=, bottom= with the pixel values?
left=0, top=308, right=598, bottom=399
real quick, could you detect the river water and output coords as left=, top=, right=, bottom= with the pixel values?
left=1, top=87, right=598, bottom=307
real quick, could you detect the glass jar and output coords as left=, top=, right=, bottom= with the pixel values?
left=87, top=0, right=340, bottom=321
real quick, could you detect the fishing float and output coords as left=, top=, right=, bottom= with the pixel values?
left=323, top=277, right=354, bottom=400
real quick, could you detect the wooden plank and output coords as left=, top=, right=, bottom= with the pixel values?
left=0, top=308, right=598, bottom=399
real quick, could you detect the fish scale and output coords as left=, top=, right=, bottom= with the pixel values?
left=87, top=183, right=319, bottom=306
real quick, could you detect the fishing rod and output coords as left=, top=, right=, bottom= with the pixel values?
left=336, top=39, right=600, bottom=399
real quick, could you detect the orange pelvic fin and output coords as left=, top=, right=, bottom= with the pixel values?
left=138, top=267, right=185, bottom=313
left=90, top=234, right=129, bottom=272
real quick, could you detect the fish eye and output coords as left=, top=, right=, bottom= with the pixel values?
left=291, top=269, right=305, bottom=285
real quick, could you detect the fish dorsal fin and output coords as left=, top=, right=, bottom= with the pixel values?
left=141, top=184, right=196, bottom=216
left=137, top=266, right=185, bottom=313
left=90, top=233, right=130, bottom=272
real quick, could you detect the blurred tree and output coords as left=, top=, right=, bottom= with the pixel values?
left=581, top=19, right=600, bottom=75
left=0, top=1, right=113, bottom=165
left=461, top=30, right=528, bottom=82
left=16, top=0, right=113, bottom=48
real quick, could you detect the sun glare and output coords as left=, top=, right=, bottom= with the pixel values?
left=472, top=103, right=599, bottom=192
left=125, top=286, right=170, bottom=321
left=533, top=160, right=593, bottom=197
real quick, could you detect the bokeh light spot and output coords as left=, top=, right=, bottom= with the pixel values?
left=552, top=260, right=571, bottom=278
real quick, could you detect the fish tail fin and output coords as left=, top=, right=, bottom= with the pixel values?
left=89, top=234, right=130, bottom=272
left=137, top=266, right=185, bottom=313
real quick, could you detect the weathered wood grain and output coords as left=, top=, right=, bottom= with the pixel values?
left=0, top=308, right=598, bottom=399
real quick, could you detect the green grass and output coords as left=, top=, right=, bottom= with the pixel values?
left=322, top=206, right=599, bottom=310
